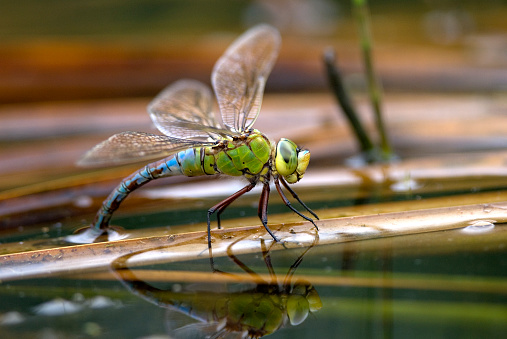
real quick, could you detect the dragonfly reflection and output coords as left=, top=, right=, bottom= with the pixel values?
left=78, top=24, right=318, bottom=246
left=112, top=240, right=322, bottom=338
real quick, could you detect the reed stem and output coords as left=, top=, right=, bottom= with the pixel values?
left=353, top=0, right=393, bottom=158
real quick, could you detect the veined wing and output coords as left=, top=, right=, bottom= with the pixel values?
left=77, top=131, right=214, bottom=167
left=148, top=79, right=233, bottom=141
left=165, top=307, right=244, bottom=339
left=212, top=24, right=281, bottom=133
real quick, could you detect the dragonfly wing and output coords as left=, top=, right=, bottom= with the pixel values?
left=77, top=131, right=213, bottom=167
left=165, top=308, right=244, bottom=339
left=148, top=79, right=233, bottom=140
left=212, top=24, right=281, bottom=133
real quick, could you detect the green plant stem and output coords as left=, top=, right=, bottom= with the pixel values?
left=323, top=48, right=374, bottom=154
left=353, top=0, right=392, bottom=157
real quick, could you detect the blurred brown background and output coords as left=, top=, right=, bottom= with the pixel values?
left=0, top=0, right=505, bottom=104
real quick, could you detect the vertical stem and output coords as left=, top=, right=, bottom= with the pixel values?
left=323, top=48, right=374, bottom=154
left=353, top=0, right=392, bottom=157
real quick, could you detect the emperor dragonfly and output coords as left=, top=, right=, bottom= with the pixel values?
left=78, top=24, right=318, bottom=246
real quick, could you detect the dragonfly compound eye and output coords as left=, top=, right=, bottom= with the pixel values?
left=286, top=294, right=310, bottom=325
left=296, top=150, right=310, bottom=177
left=275, top=139, right=298, bottom=177
left=285, top=149, right=310, bottom=183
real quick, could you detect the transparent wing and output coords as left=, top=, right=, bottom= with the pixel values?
left=165, top=308, right=244, bottom=339
left=77, top=131, right=213, bottom=167
left=212, top=24, right=281, bottom=133
left=148, top=79, right=233, bottom=141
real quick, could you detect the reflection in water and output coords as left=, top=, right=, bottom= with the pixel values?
left=112, top=239, right=322, bottom=338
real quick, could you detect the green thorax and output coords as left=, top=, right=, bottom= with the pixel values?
left=214, top=130, right=272, bottom=177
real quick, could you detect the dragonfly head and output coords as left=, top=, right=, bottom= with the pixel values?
left=275, top=138, right=311, bottom=184
left=287, top=281, right=323, bottom=326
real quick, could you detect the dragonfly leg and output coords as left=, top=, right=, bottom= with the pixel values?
left=279, top=177, right=320, bottom=220
left=260, top=239, right=277, bottom=282
left=258, top=181, right=280, bottom=242
left=275, top=178, right=319, bottom=230
left=282, top=235, right=319, bottom=287
left=215, top=197, right=239, bottom=229
left=207, top=182, right=256, bottom=248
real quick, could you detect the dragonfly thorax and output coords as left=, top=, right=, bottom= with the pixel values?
left=274, top=138, right=311, bottom=184
left=211, top=130, right=272, bottom=178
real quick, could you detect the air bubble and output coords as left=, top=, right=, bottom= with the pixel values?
left=32, top=298, right=83, bottom=316
left=390, top=178, right=421, bottom=192
left=0, top=311, right=25, bottom=325
left=462, top=220, right=495, bottom=234
left=73, top=195, right=93, bottom=208
left=83, top=322, right=102, bottom=336
left=87, top=296, right=115, bottom=309
left=72, top=293, right=85, bottom=303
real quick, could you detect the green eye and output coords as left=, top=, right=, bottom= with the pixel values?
left=275, top=139, right=297, bottom=176
left=287, top=295, right=310, bottom=325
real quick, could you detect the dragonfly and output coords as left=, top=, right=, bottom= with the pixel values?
left=112, top=238, right=322, bottom=338
left=78, top=24, right=318, bottom=247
